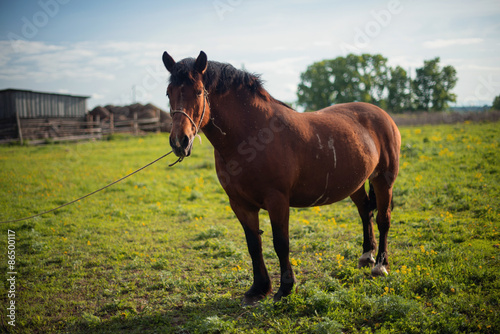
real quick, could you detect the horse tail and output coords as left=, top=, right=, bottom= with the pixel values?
left=368, top=182, right=394, bottom=212
left=368, top=182, right=377, bottom=212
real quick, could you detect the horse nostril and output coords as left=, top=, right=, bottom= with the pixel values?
left=169, top=136, right=176, bottom=148
left=181, top=135, right=190, bottom=149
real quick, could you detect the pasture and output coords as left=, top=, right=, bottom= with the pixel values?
left=0, top=121, right=498, bottom=333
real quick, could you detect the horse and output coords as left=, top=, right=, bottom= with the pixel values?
left=162, top=50, right=401, bottom=305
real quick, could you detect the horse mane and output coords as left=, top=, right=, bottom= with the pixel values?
left=169, top=58, right=295, bottom=111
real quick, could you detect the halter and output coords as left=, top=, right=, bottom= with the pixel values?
left=168, top=87, right=209, bottom=166
left=169, top=87, right=209, bottom=136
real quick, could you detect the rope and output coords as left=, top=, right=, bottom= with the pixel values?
left=0, top=151, right=174, bottom=224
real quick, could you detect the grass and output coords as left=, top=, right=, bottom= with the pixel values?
left=0, top=121, right=499, bottom=333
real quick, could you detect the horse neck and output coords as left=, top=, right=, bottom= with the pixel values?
left=203, top=88, right=277, bottom=154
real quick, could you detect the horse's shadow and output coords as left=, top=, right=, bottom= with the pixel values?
left=67, top=295, right=246, bottom=333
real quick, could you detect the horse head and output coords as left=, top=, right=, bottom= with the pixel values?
left=163, top=50, right=210, bottom=158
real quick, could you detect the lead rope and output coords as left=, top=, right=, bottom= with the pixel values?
left=0, top=150, right=175, bottom=224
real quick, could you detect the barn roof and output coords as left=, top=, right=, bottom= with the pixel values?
left=0, top=88, right=90, bottom=99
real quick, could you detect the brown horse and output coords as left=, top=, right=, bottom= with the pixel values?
left=162, top=51, right=401, bottom=305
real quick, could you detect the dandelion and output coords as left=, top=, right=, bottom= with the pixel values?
left=439, top=148, right=454, bottom=157
left=430, top=135, right=442, bottom=142
left=87, top=240, right=91, bottom=246
left=291, top=258, right=298, bottom=266
left=450, top=288, right=455, bottom=293
left=303, top=219, right=310, bottom=225
left=419, top=155, right=432, bottom=161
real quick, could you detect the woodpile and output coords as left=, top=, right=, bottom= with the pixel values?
left=89, top=103, right=171, bottom=132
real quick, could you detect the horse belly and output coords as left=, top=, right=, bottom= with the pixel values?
left=288, top=135, right=377, bottom=208
left=290, top=174, right=366, bottom=207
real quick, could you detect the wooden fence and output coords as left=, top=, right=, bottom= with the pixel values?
left=0, top=111, right=163, bottom=145
left=390, top=110, right=500, bottom=127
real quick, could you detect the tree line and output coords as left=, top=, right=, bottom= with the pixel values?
left=296, top=54, right=458, bottom=113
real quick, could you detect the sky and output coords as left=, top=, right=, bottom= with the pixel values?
left=0, top=0, right=499, bottom=110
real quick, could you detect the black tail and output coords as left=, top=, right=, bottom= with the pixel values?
left=368, top=182, right=394, bottom=212
left=368, top=182, right=377, bottom=212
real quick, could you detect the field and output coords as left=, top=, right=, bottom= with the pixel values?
left=0, top=121, right=499, bottom=333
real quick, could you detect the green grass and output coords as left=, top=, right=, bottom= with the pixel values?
left=0, top=122, right=499, bottom=333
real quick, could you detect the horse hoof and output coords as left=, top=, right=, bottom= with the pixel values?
left=242, top=294, right=266, bottom=307
left=358, top=251, right=376, bottom=269
left=273, top=289, right=293, bottom=303
left=371, top=263, right=388, bottom=277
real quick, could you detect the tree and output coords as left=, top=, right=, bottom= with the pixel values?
left=297, top=60, right=335, bottom=110
left=492, top=95, right=500, bottom=110
left=297, top=55, right=458, bottom=113
left=297, top=54, right=389, bottom=111
left=413, top=57, right=457, bottom=111
left=387, top=66, right=411, bottom=113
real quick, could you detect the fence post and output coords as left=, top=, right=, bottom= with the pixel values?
left=134, top=112, right=138, bottom=135
left=110, top=113, right=114, bottom=134
left=156, top=109, right=160, bottom=133
left=15, top=110, right=23, bottom=145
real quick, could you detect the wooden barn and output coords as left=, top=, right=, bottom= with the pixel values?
left=0, top=89, right=166, bottom=144
left=0, top=88, right=89, bottom=119
left=0, top=89, right=92, bottom=143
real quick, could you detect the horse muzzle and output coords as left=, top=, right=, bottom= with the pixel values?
left=169, top=134, right=193, bottom=158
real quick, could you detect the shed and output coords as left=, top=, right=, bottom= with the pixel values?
left=0, top=89, right=89, bottom=119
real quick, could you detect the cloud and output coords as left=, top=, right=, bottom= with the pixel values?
left=422, top=38, right=483, bottom=49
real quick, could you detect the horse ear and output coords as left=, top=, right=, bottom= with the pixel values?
left=194, top=51, right=208, bottom=75
left=162, top=51, right=176, bottom=73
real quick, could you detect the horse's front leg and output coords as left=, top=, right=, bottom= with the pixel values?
left=230, top=199, right=272, bottom=305
left=266, top=193, right=296, bottom=301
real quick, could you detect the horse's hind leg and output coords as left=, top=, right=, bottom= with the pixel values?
left=370, top=174, right=395, bottom=276
left=350, top=184, right=377, bottom=269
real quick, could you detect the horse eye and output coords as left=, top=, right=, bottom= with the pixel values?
left=196, top=90, right=202, bottom=97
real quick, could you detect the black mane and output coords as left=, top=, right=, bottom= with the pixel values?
left=168, top=57, right=295, bottom=110
left=169, top=58, right=265, bottom=95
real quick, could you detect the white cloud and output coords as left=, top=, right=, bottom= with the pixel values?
left=423, top=38, right=483, bottom=49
